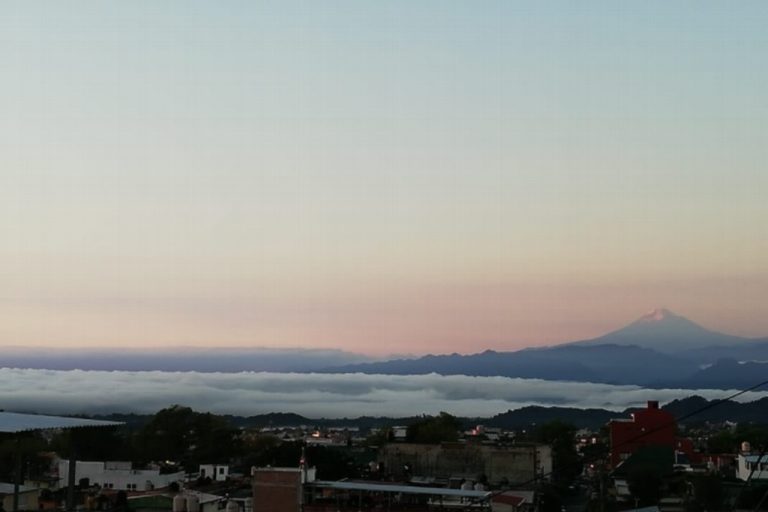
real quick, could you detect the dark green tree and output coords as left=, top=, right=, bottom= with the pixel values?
left=690, top=474, right=724, bottom=511
left=0, top=433, right=48, bottom=483
left=135, top=405, right=198, bottom=462
left=50, top=426, right=130, bottom=461
left=364, top=427, right=393, bottom=447
left=533, top=421, right=581, bottom=484
left=406, top=413, right=462, bottom=444
left=627, top=467, right=662, bottom=507
left=734, top=424, right=768, bottom=449
left=252, top=440, right=304, bottom=468
left=248, top=442, right=360, bottom=480
left=190, top=412, right=242, bottom=465
left=538, top=483, right=564, bottom=512
left=135, top=405, right=241, bottom=470
left=706, top=430, right=738, bottom=454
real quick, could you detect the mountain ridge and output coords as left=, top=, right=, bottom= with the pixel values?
left=568, top=307, right=761, bottom=354
left=324, top=309, right=768, bottom=388
left=87, top=396, right=768, bottom=431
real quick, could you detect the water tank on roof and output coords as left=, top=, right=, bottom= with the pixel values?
left=226, top=501, right=239, bottom=512
left=186, top=495, right=200, bottom=512
left=172, top=495, right=186, bottom=512
left=742, top=441, right=752, bottom=454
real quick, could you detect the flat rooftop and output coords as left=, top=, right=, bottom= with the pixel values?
left=0, top=411, right=121, bottom=433
left=309, top=480, right=491, bottom=499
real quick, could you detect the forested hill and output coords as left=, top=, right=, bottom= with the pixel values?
left=87, top=396, right=768, bottom=432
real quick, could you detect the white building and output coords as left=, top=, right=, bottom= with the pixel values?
left=58, top=460, right=184, bottom=491
left=738, top=453, right=768, bottom=481
left=199, top=464, right=229, bottom=482
left=392, top=426, right=408, bottom=441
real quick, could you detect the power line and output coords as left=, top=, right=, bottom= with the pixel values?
left=491, top=378, right=768, bottom=496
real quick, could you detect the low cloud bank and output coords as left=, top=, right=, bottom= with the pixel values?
left=1, top=368, right=765, bottom=418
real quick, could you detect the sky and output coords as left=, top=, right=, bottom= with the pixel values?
left=1, top=2, right=767, bottom=356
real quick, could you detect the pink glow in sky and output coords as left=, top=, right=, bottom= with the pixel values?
left=2, top=3, right=768, bottom=356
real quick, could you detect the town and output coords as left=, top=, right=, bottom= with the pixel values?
left=5, top=1, right=768, bottom=511
left=1, top=400, right=767, bottom=512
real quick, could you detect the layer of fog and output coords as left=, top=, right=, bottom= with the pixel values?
left=2, top=368, right=765, bottom=418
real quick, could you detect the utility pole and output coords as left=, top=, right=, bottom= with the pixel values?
left=67, top=433, right=78, bottom=512
left=13, top=439, right=21, bottom=512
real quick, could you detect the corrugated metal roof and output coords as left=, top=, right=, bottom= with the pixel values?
left=310, top=480, right=491, bottom=499
left=0, top=483, right=38, bottom=494
left=0, top=411, right=121, bottom=433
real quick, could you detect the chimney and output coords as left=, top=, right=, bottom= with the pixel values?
left=647, top=400, right=659, bottom=410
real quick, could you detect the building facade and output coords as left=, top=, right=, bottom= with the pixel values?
left=57, top=460, right=184, bottom=491
left=609, top=401, right=675, bottom=467
left=252, top=468, right=317, bottom=512
left=378, top=442, right=551, bottom=487
left=737, top=453, right=768, bottom=481
left=608, top=400, right=700, bottom=468
left=199, top=464, right=230, bottom=482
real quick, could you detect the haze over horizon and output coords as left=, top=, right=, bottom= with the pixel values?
left=3, top=2, right=768, bottom=356
left=2, top=307, right=766, bottom=358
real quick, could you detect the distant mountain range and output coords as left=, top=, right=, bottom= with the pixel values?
left=322, top=344, right=699, bottom=386
left=90, top=396, right=768, bottom=431
left=3, top=308, right=767, bottom=391
left=487, top=395, right=768, bottom=429
left=325, top=308, right=768, bottom=390
left=658, top=359, right=768, bottom=390
left=0, top=346, right=373, bottom=372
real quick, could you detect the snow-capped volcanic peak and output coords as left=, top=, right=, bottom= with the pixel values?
left=566, top=308, right=756, bottom=354
left=640, top=307, right=675, bottom=322
left=589, top=307, right=742, bottom=353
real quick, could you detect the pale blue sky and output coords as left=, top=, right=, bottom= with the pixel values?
left=2, top=2, right=767, bottom=354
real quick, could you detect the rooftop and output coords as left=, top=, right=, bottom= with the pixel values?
left=0, top=411, right=121, bottom=433
left=309, top=480, right=491, bottom=499
left=0, top=483, right=38, bottom=494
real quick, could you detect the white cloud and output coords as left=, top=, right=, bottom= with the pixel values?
left=1, top=368, right=765, bottom=418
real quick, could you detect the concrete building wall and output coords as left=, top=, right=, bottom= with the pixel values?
left=58, top=461, right=183, bottom=491
left=378, top=443, right=551, bottom=486
left=105, top=461, right=132, bottom=471
left=0, top=487, right=39, bottom=512
left=199, top=464, right=229, bottom=482
left=738, top=454, right=768, bottom=481
left=535, top=445, right=552, bottom=479
left=3, top=489, right=40, bottom=510
left=252, top=469, right=302, bottom=512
